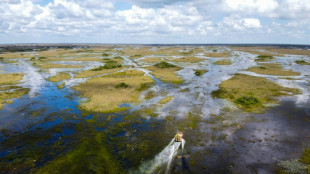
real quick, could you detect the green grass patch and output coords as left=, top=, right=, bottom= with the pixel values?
left=194, top=69, right=208, bottom=76
left=91, top=60, right=122, bottom=71
left=295, top=60, right=310, bottom=65
left=256, top=55, right=274, bottom=62
left=300, top=149, right=310, bottom=165
left=154, top=61, right=176, bottom=68
left=115, top=82, right=129, bottom=89
left=235, top=96, right=259, bottom=107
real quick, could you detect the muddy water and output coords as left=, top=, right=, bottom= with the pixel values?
left=0, top=47, right=309, bottom=173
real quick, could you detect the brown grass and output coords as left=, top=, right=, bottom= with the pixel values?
left=159, top=96, right=174, bottom=104
left=230, top=47, right=283, bottom=56
left=230, top=46, right=310, bottom=56
left=74, top=68, right=123, bottom=78
left=40, top=63, right=83, bottom=69
left=48, top=72, right=71, bottom=82
left=145, top=66, right=183, bottom=84
left=205, top=52, right=231, bottom=58
left=141, top=57, right=164, bottom=63
left=214, top=59, right=232, bottom=65
left=247, top=63, right=300, bottom=76
left=0, top=88, right=29, bottom=109
left=0, top=52, right=33, bottom=59
left=73, top=70, right=155, bottom=112
left=0, top=73, right=28, bottom=109
left=172, top=56, right=205, bottom=63
left=0, top=73, right=24, bottom=85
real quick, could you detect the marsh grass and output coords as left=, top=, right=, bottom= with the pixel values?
left=0, top=73, right=27, bottom=109
left=48, top=72, right=71, bottom=82
left=40, top=63, right=82, bottom=69
left=0, top=52, right=33, bottom=59
left=0, top=88, right=29, bottom=109
left=145, top=91, right=156, bottom=100
left=146, top=65, right=183, bottom=84
left=230, top=47, right=283, bottom=56
left=205, top=52, right=231, bottom=58
left=172, top=56, right=205, bottom=63
left=141, top=57, right=163, bottom=63
left=248, top=63, right=300, bottom=76
left=214, top=59, right=232, bottom=65
left=212, top=74, right=300, bottom=112
left=0, top=73, right=24, bottom=85
left=57, top=82, right=65, bottom=89
left=73, top=70, right=155, bottom=113
left=74, top=67, right=123, bottom=78
left=159, top=96, right=174, bottom=104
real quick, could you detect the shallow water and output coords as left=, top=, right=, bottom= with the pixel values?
left=0, top=46, right=309, bottom=173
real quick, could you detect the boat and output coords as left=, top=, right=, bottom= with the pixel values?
left=174, top=131, right=183, bottom=142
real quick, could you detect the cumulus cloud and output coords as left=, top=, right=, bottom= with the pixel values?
left=0, top=0, right=309, bottom=43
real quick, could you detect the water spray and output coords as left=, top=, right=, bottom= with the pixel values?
left=132, top=132, right=185, bottom=174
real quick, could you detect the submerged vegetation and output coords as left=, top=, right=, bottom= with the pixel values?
left=212, top=74, right=300, bottom=112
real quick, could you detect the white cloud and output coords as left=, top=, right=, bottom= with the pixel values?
left=0, top=0, right=309, bottom=44
left=219, top=16, right=262, bottom=31
left=114, top=5, right=203, bottom=36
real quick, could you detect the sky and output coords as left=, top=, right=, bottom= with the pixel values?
left=0, top=0, right=310, bottom=44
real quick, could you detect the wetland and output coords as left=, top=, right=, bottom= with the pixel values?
left=0, top=44, right=310, bottom=174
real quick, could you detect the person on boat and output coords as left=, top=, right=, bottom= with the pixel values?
left=174, top=132, right=182, bottom=142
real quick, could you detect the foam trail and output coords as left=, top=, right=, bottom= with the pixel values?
left=131, top=139, right=182, bottom=174
left=181, top=139, right=185, bottom=155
